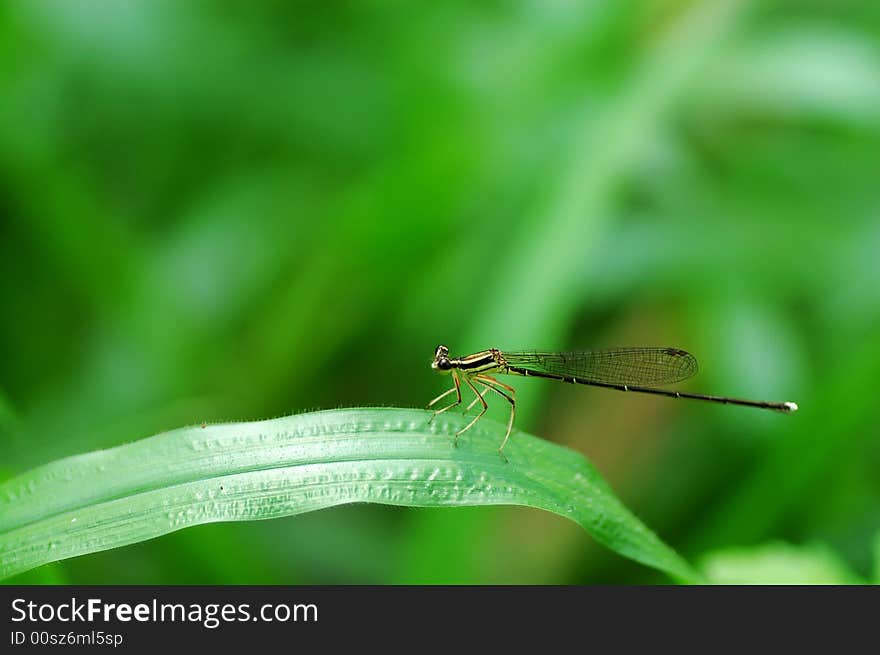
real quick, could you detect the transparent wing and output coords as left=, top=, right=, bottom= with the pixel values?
left=504, top=347, right=698, bottom=386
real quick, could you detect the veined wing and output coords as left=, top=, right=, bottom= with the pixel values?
left=503, top=347, right=698, bottom=387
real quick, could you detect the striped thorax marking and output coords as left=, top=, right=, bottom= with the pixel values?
left=450, top=348, right=505, bottom=374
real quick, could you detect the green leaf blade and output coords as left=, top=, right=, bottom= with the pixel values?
left=0, top=408, right=699, bottom=583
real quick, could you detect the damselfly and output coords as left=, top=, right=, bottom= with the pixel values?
left=428, top=345, right=798, bottom=459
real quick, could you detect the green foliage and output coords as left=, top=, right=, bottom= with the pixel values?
left=0, top=408, right=698, bottom=583
left=701, top=542, right=863, bottom=585
left=1, top=1, right=879, bottom=583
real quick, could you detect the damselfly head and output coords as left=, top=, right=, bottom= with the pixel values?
left=432, top=344, right=452, bottom=372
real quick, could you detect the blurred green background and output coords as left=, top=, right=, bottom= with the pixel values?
left=2, top=0, right=880, bottom=584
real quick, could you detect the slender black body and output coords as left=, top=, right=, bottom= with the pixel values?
left=504, top=366, right=797, bottom=412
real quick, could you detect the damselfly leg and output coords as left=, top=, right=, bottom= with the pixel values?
left=427, top=369, right=462, bottom=423
left=474, top=374, right=516, bottom=459
left=454, top=376, right=489, bottom=446
left=465, top=385, right=492, bottom=413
